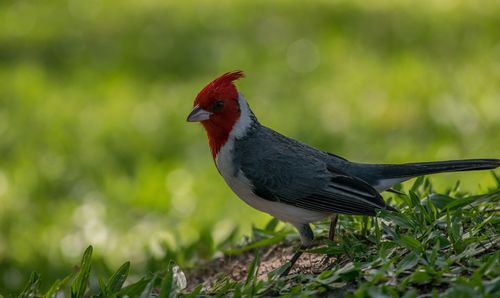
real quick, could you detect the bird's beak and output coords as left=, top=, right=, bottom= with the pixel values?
left=187, top=105, right=212, bottom=122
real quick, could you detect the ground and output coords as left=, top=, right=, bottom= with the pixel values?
left=11, top=177, right=500, bottom=297
left=186, top=243, right=334, bottom=290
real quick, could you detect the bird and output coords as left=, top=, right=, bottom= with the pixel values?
left=187, top=71, right=500, bottom=274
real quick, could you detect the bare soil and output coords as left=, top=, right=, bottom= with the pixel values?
left=185, top=244, right=335, bottom=292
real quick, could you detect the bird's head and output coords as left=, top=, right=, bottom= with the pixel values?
left=187, top=71, right=246, bottom=158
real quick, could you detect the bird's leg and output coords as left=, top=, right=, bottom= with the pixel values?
left=321, top=214, right=339, bottom=267
left=279, top=247, right=305, bottom=277
left=328, top=214, right=339, bottom=241
left=280, top=223, right=314, bottom=277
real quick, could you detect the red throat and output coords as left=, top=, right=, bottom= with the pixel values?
left=202, top=113, right=239, bottom=159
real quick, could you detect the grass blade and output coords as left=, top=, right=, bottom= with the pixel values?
left=71, top=245, right=93, bottom=298
left=139, top=274, right=157, bottom=298
left=158, top=264, right=174, bottom=298
left=106, top=261, right=130, bottom=294
left=411, top=176, right=425, bottom=193
left=264, top=218, right=280, bottom=232
left=399, top=235, right=423, bottom=253
left=44, top=274, right=73, bottom=298
left=118, top=277, right=150, bottom=296
left=18, top=272, right=41, bottom=298
left=428, top=193, right=454, bottom=210
left=378, top=209, right=415, bottom=229
left=398, top=252, right=420, bottom=273
left=245, top=250, right=260, bottom=286
left=491, top=171, right=500, bottom=188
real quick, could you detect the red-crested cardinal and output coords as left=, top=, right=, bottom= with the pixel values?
left=187, top=71, right=500, bottom=272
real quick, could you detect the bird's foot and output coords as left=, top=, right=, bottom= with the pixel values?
left=279, top=247, right=305, bottom=277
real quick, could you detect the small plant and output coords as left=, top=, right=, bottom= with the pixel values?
left=8, top=175, right=500, bottom=297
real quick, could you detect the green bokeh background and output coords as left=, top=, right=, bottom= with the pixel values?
left=1, top=0, right=499, bottom=292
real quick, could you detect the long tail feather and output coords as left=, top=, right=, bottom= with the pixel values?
left=351, top=159, right=500, bottom=191
left=377, top=159, right=500, bottom=177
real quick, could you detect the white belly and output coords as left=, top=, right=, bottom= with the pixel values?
left=215, top=139, right=330, bottom=224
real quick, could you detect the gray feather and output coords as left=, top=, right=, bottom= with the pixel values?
left=345, top=159, right=500, bottom=191
left=229, top=112, right=499, bottom=217
left=232, top=125, right=392, bottom=216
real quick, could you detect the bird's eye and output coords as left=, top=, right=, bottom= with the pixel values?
left=213, top=100, right=224, bottom=112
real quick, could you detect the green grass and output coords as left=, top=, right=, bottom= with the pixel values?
left=6, top=175, right=499, bottom=297
left=1, top=0, right=500, bottom=294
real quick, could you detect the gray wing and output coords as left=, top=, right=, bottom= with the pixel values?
left=234, top=126, right=390, bottom=216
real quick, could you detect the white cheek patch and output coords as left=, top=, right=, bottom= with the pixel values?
left=230, top=94, right=253, bottom=139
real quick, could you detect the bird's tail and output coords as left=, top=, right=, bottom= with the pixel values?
left=353, top=159, right=500, bottom=191
left=377, top=159, right=500, bottom=177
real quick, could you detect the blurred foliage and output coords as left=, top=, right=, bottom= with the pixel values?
left=0, top=0, right=499, bottom=293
